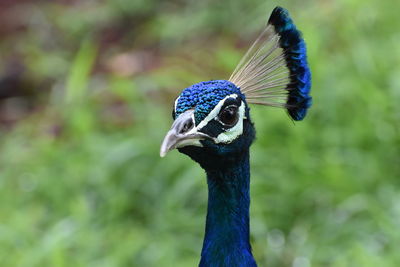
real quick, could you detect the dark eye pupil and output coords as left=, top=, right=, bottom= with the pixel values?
left=219, top=106, right=238, bottom=126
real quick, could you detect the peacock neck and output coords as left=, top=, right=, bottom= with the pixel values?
left=199, top=149, right=257, bottom=267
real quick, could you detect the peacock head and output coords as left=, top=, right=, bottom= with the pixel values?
left=160, top=80, right=256, bottom=166
left=160, top=7, right=312, bottom=167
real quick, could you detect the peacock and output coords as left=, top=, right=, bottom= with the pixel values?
left=160, top=7, right=311, bottom=266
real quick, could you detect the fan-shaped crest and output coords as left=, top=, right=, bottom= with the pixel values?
left=229, top=7, right=312, bottom=121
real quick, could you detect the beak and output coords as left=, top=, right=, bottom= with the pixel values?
left=160, top=110, right=211, bottom=157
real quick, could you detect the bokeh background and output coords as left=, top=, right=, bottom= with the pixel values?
left=1, top=0, right=399, bottom=266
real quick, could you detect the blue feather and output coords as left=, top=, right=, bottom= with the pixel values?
left=268, top=6, right=312, bottom=121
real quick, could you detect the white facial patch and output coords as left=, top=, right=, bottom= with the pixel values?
left=215, top=101, right=245, bottom=143
left=174, top=96, right=180, bottom=112
left=196, top=94, right=246, bottom=144
left=175, top=138, right=202, bottom=148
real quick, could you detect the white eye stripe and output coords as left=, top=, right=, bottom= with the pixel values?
left=174, top=96, right=181, bottom=112
left=196, top=94, right=239, bottom=130
left=195, top=94, right=246, bottom=144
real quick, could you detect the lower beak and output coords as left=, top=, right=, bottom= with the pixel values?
left=160, top=110, right=211, bottom=157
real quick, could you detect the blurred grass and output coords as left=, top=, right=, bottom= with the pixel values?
left=0, top=0, right=400, bottom=266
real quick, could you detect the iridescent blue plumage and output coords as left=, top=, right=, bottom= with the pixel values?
left=175, top=80, right=244, bottom=124
left=268, top=6, right=312, bottom=120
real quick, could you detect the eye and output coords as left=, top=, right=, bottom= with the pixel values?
left=218, top=105, right=239, bottom=127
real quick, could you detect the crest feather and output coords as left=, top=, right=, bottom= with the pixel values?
left=229, top=6, right=312, bottom=121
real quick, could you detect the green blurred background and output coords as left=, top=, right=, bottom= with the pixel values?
left=0, top=0, right=399, bottom=266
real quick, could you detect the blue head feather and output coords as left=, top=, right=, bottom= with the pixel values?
left=174, top=80, right=245, bottom=124
left=269, top=6, right=312, bottom=121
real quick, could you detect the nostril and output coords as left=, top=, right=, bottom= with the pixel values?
left=180, top=119, right=194, bottom=134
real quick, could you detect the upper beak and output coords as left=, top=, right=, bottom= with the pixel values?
left=160, top=110, right=211, bottom=157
